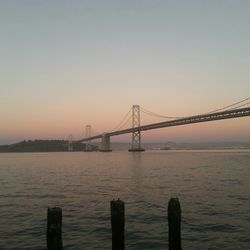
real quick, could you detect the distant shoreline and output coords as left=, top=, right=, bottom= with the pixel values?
left=0, top=140, right=98, bottom=153
left=0, top=140, right=250, bottom=153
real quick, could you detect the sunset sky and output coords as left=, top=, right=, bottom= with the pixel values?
left=1, top=1, right=250, bottom=144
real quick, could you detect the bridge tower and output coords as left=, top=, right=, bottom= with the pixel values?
left=68, top=134, right=73, bottom=151
left=99, top=133, right=112, bottom=152
left=129, top=105, right=145, bottom=152
left=85, top=125, right=92, bottom=151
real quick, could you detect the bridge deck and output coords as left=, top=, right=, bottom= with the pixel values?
left=77, top=107, right=250, bottom=143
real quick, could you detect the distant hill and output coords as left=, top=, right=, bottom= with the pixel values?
left=0, top=140, right=98, bottom=152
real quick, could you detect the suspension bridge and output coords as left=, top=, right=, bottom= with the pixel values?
left=71, top=98, right=250, bottom=152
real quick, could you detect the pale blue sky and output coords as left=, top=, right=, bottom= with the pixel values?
left=0, top=1, right=250, bottom=144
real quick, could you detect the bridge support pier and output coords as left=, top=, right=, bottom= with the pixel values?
left=129, top=105, right=144, bottom=152
left=68, top=134, right=73, bottom=151
left=84, top=125, right=93, bottom=152
left=100, top=134, right=112, bottom=152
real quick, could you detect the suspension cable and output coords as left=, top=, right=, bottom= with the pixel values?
left=140, top=107, right=182, bottom=119
left=117, top=114, right=132, bottom=130
left=205, top=97, right=250, bottom=114
left=140, top=97, right=250, bottom=121
left=110, top=107, right=132, bottom=132
left=229, top=101, right=250, bottom=110
left=108, top=97, right=250, bottom=133
left=112, top=113, right=132, bottom=131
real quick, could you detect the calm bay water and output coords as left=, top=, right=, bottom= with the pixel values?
left=0, top=150, right=250, bottom=249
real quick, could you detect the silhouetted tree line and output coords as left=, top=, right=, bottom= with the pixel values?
left=0, top=140, right=98, bottom=152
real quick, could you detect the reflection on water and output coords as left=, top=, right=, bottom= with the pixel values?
left=0, top=150, right=250, bottom=249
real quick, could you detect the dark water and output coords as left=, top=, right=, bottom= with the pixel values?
left=0, top=150, right=250, bottom=249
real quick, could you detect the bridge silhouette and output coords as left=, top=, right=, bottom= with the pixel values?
left=74, top=98, right=250, bottom=152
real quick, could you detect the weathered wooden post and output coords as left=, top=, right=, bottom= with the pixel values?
left=110, top=199, right=125, bottom=250
left=168, top=198, right=181, bottom=250
left=47, top=207, right=63, bottom=250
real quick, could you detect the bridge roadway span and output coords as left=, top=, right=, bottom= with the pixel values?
left=77, top=107, right=250, bottom=143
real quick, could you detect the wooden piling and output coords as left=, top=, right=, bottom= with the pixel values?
left=168, top=198, right=181, bottom=250
left=110, top=199, right=125, bottom=250
left=47, top=207, right=63, bottom=250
